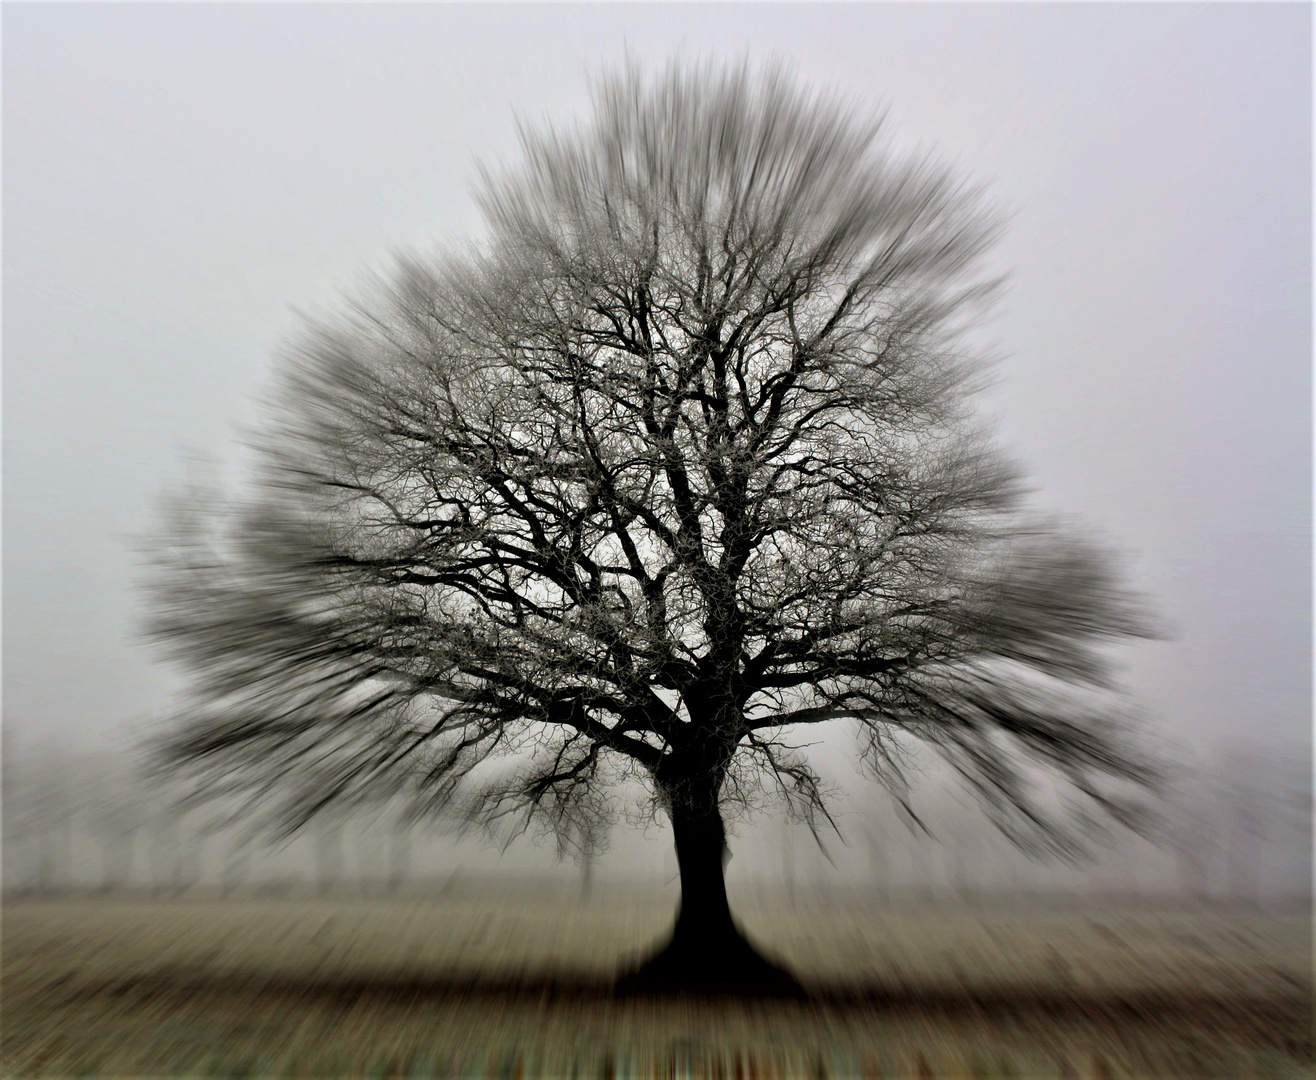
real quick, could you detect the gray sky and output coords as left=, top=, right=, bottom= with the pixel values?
left=4, top=4, right=1310, bottom=770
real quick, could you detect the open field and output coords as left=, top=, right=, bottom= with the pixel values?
left=2, top=891, right=1310, bottom=1078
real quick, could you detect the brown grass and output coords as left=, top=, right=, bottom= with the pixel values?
left=2, top=893, right=1310, bottom=1078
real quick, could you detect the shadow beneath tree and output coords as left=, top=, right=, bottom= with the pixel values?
left=47, top=966, right=1309, bottom=1048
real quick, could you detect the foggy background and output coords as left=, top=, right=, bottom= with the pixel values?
left=4, top=4, right=1310, bottom=902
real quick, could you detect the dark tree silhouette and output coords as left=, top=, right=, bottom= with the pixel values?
left=145, top=63, right=1159, bottom=994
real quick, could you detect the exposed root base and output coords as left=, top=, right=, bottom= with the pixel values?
left=614, top=929, right=805, bottom=998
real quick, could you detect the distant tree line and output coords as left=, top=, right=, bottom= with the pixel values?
left=5, top=741, right=1308, bottom=903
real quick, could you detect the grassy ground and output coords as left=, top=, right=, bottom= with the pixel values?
left=2, top=891, right=1310, bottom=1078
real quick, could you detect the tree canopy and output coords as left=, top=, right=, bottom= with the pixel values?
left=145, top=62, right=1159, bottom=872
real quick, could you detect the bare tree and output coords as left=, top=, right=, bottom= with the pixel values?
left=387, top=825, right=411, bottom=896
left=220, top=835, right=250, bottom=899
left=148, top=806, right=182, bottom=898
left=144, top=62, right=1159, bottom=993
left=4, top=763, right=75, bottom=896
left=87, top=765, right=146, bottom=895
left=315, top=824, right=343, bottom=898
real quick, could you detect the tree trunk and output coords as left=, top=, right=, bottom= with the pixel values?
left=387, top=828, right=410, bottom=896
left=667, top=794, right=736, bottom=949
left=316, top=826, right=342, bottom=898
left=580, top=849, right=594, bottom=903
left=615, top=775, right=803, bottom=997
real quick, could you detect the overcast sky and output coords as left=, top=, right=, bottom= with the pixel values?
left=4, top=4, right=1310, bottom=773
